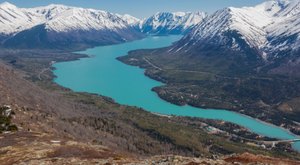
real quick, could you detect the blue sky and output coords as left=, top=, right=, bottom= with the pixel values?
left=1, top=0, right=265, bottom=18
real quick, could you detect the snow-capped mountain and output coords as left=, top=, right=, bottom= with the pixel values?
left=139, top=12, right=207, bottom=35
left=38, top=5, right=131, bottom=32
left=0, top=2, right=209, bottom=48
left=265, top=0, right=300, bottom=56
left=117, top=14, right=140, bottom=25
left=0, top=2, right=143, bottom=49
left=174, top=0, right=300, bottom=61
left=0, top=2, right=43, bottom=36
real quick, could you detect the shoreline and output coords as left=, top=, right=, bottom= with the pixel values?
left=50, top=35, right=300, bottom=152
left=117, top=50, right=300, bottom=137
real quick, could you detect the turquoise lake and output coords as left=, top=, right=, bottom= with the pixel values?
left=53, top=35, right=300, bottom=152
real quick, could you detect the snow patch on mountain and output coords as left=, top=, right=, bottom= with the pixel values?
left=140, top=12, right=207, bottom=35
left=43, top=7, right=128, bottom=32
left=0, top=2, right=206, bottom=38
left=117, top=14, right=140, bottom=25
left=0, top=2, right=43, bottom=35
left=183, top=0, right=300, bottom=59
left=0, top=2, right=138, bottom=35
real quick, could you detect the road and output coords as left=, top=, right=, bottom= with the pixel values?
left=143, top=57, right=162, bottom=71
left=38, top=61, right=56, bottom=81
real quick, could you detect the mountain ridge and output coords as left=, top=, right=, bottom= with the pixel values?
left=173, top=0, right=300, bottom=62
left=0, top=2, right=144, bottom=49
left=138, top=11, right=207, bottom=35
left=0, top=2, right=208, bottom=49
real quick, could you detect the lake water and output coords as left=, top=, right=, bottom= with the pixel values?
left=53, top=35, right=300, bottom=152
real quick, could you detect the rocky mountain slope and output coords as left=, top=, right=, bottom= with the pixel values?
left=173, top=0, right=300, bottom=63
left=0, top=2, right=143, bottom=49
left=139, top=11, right=207, bottom=35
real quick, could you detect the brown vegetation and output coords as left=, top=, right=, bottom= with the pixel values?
left=0, top=53, right=299, bottom=164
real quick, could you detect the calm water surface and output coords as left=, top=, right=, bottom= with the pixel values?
left=53, top=36, right=300, bottom=151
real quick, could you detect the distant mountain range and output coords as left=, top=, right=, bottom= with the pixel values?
left=138, top=12, right=207, bottom=35
left=172, top=0, right=300, bottom=61
left=167, top=0, right=300, bottom=77
left=0, top=2, right=206, bottom=49
left=0, top=0, right=299, bottom=66
left=0, top=2, right=143, bottom=49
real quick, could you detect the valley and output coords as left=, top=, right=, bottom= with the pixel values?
left=52, top=35, right=300, bottom=152
left=0, top=0, right=300, bottom=164
left=119, top=44, right=300, bottom=139
left=118, top=0, right=300, bottom=140
left=2, top=50, right=300, bottom=163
